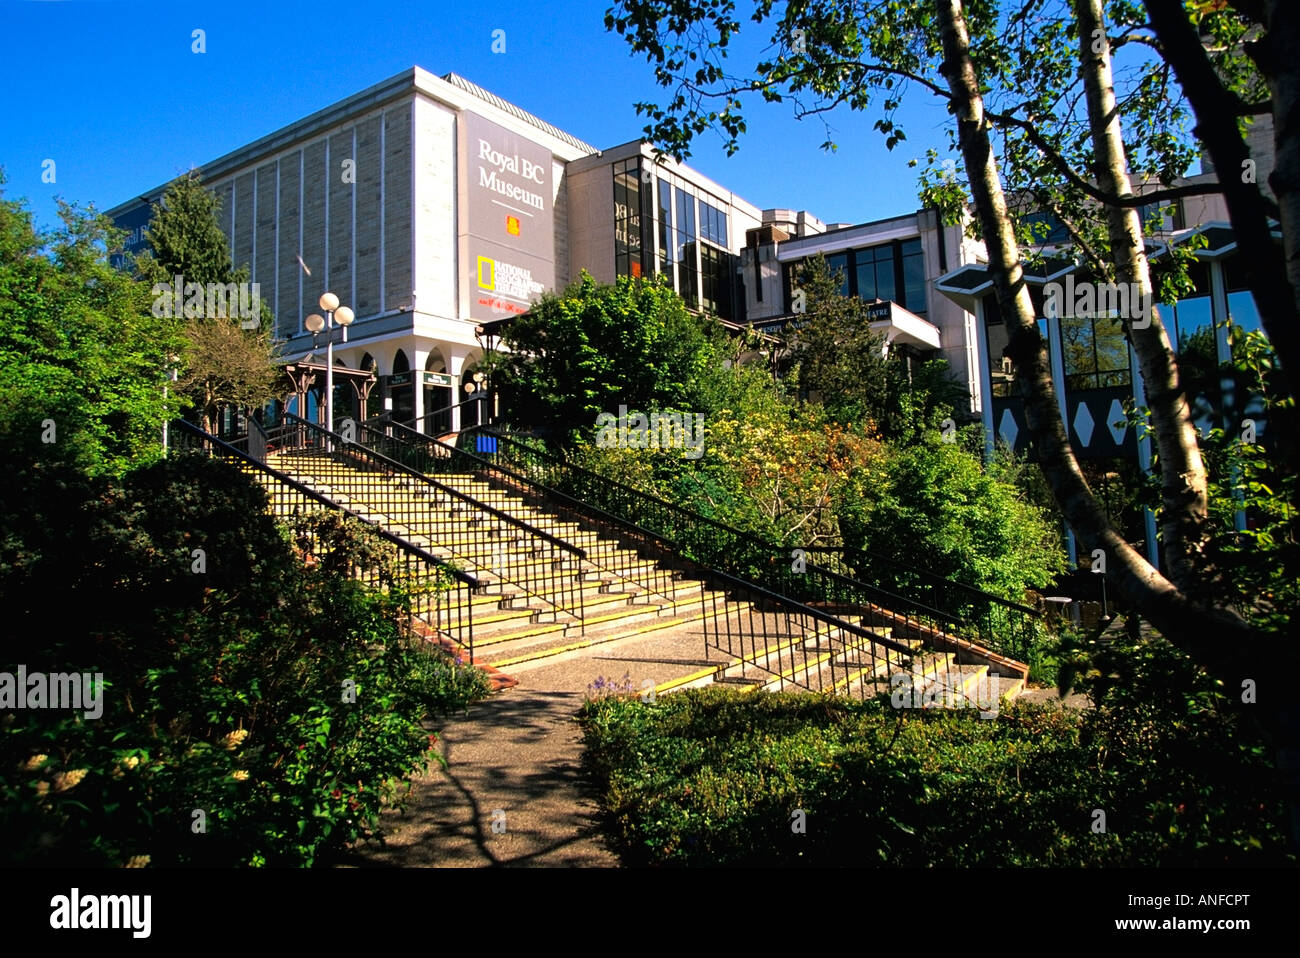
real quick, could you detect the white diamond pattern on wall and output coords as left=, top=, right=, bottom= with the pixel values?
left=1107, top=398, right=1127, bottom=446
left=1073, top=401, right=1095, bottom=447
left=998, top=407, right=1019, bottom=448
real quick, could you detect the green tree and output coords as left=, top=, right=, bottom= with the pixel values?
left=495, top=271, right=723, bottom=438
left=0, top=172, right=185, bottom=478
left=135, top=172, right=279, bottom=434
left=839, top=429, right=1068, bottom=604
left=790, top=253, right=971, bottom=438
left=788, top=254, right=894, bottom=428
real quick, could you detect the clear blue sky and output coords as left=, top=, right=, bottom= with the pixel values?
left=1, top=0, right=957, bottom=234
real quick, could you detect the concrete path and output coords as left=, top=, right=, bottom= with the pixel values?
left=338, top=685, right=620, bottom=867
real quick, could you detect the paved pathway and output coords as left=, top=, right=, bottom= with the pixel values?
left=338, top=684, right=620, bottom=867
left=334, top=609, right=757, bottom=867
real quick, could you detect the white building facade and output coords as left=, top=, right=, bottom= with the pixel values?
left=110, top=68, right=769, bottom=433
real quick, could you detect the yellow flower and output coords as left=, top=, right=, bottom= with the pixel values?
left=220, top=729, right=250, bottom=751
left=231, top=769, right=250, bottom=781
left=24, top=753, right=48, bottom=771
left=53, top=769, right=88, bottom=793
left=123, top=855, right=150, bottom=868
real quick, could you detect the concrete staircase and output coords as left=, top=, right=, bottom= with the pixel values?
left=254, top=448, right=1024, bottom=709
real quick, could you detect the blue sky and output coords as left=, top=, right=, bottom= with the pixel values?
left=2, top=0, right=959, bottom=234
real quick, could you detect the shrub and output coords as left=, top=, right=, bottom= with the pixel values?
left=579, top=684, right=1292, bottom=867
left=838, top=430, right=1068, bottom=610
left=494, top=272, right=724, bottom=438
left=1, top=453, right=490, bottom=866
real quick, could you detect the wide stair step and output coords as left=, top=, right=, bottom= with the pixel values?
left=259, top=448, right=1028, bottom=707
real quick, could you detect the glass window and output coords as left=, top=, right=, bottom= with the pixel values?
left=1018, top=210, right=1070, bottom=245
left=676, top=188, right=696, bottom=244
left=900, top=238, right=926, bottom=315
left=985, top=293, right=1047, bottom=397
left=700, top=199, right=728, bottom=247
left=1061, top=312, right=1130, bottom=390
left=613, top=160, right=643, bottom=279
left=1162, top=260, right=1218, bottom=431
left=700, top=245, right=734, bottom=318
left=1223, top=254, right=1263, bottom=340
left=853, top=244, right=896, bottom=304
left=680, top=243, right=698, bottom=307
left=1137, top=200, right=1184, bottom=234
left=1165, top=260, right=1215, bottom=355
left=672, top=187, right=699, bottom=308
left=826, top=253, right=850, bottom=296
left=658, top=179, right=674, bottom=275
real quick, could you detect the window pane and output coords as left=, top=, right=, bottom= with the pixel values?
left=827, top=253, right=850, bottom=296
left=874, top=256, right=896, bottom=304
left=1094, top=314, right=1129, bottom=376
left=987, top=316, right=1013, bottom=397
left=1228, top=290, right=1262, bottom=338
left=613, top=164, right=642, bottom=279
left=1175, top=296, right=1214, bottom=354
left=1061, top=311, right=1130, bottom=391
left=676, top=189, right=696, bottom=241
left=1061, top=314, right=1095, bottom=379
left=902, top=251, right=926, bottom=314
left=659, top=180, right=673, bottom=271
left=855, top=260, right=877, bottom=301
left=716, top=206, right=728, bottom=247
left=1224, top=255, right=1263, bottom=342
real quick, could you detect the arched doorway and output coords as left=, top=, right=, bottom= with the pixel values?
left=389, top=349, right=414, bottom=424
left=424, top=349, right=453, bottom=434
left=358, top=353, right=381, bottom=421
left=330, top=357, right=351, bottom=426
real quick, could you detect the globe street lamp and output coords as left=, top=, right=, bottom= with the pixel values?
left=305, top=292, right=354, bottom=450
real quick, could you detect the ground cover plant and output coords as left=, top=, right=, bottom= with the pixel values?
left=579, top=634, right=1292, bottom=866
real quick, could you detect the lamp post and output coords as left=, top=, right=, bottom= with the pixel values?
left=472, top=323, right=501, bottom=425
left=162, top=353, right=179, bottom=452
left=305, top=292, right=354, bottom=450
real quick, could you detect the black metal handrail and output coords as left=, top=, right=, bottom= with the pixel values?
left=354, top=419, right=685, bottom=608
left=362, top=422, right=961, bottom=637
left=797, top=545, right=1041, bottom=617
left=277, top=413, right=588, bottom=628
left=459, top=428, right=1045, bottom=663
left=284, top=415, right=581, bottom=557
left=365, top=394, right=493, bottom=436
left=248, top=415, right=269, bottom=463
left=169, top=419, right=477, bottom=662
left=480, top=430, right=1039, bottom=614
left=353, top=415, right=960, bottom=698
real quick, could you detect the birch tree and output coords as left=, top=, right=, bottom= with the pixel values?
left=606, top=0, right=1300, bottom=840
